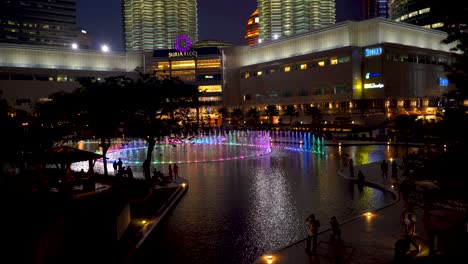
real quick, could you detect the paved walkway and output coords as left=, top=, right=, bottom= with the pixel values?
left=254, top=158, right=431, bottom=264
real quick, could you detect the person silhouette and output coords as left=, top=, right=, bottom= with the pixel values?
left=168, top=164, right=173, bottom=182
left=305, top=213, right=321, bottom=254
left=173, top=163, right=179, bottom=180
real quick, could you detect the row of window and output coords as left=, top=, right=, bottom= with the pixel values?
left=243, top=86, right=352, bottom=101
left=2, top=20, right=60, bottom=30
left=242, top=56, right=351, bottom=78
left=243, top=98, right=438, bottom=114
left=0, top=74, right=105, bottom=82
left=395, top=7, right=431, bottom=22
left=385, top=52, right=451, bottom=65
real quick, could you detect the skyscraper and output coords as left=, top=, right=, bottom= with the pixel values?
left=363, top=0, right=388, bottom=20
left=257, top=0, right=336, bottom=42
left=389, top=0, right=442, bottom=29
left=245, top=9, right=259, bottom=46
left=0, top=0, right=89, bottom=49
left=123, top=0, right=198, bottom=51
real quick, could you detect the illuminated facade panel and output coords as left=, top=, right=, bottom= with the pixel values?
left=389, top=0, right=442, bottom=29
left=123, top=0, right=198, bottom=51
left=363, top=0, right=388, bottom=19
left=245, top=9, right=259, bottom=46
left=0, top=0, right=89, bottom=49
left=257, top=0, right=336, bottom=42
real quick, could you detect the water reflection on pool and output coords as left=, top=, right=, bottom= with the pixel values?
left=70, top=134, right=415, bottom=264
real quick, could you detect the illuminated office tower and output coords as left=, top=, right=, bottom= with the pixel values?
left=389, top=0, right=442, bottom=29
left=257, top=0, right=336, bottom=42
left=123, top=0, right=198, bottom=51
left=245, top=9, right=259, bottom=46
left=0, top=0, right=89, bottom=49
left=363, top=0, right=388, bottom=19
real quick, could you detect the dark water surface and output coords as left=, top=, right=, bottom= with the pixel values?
left=127, top=143, right=412, bottom=264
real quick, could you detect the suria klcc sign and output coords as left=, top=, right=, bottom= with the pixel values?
left=169, top=34, right=197, bottom=57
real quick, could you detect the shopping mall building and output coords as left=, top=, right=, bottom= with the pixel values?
left=0, top=18, right=456, bottom=125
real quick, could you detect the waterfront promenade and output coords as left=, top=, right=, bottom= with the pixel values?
left=254, top=154, right=466, bottom=264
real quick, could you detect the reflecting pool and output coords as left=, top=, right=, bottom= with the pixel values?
left=70, top=132, right=414, bottom=264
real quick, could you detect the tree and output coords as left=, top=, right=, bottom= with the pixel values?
left=77, top=76, right=130, bottom=176
left=264, top=105, right=279, bottom=128
left=246, top=107, right=260, bottom=128
left=217, top=107, right=229, bottom=128
left=231, top=108, right=244, bottom=126
left=284, top=105, right=298, bottom=125
left=391, top=114, right=417, bottom=157
left=127, top=70, right=200, bottom=182
left=305, top=106, right=322, bottom=132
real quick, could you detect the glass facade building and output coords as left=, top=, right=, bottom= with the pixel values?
left=389, top=0, right=443, bottom=29
left=123, top=0, right=198, bottom=51
left=257, top=0, right=336, bottom=42
left=363, top=0, right=389, bottom=19
left=245, top=9, right=259, bottom=46
left=0, top=0, right=89, bottom=49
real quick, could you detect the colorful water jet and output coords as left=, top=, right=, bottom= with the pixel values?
left=69, top=130, right=325, bottom=177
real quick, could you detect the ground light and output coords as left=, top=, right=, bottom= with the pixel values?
left=181, top=183, right=187, bottom=188
left=263, top=254, right=275, bottom=264
left=141, top=220, right=147, bottom=225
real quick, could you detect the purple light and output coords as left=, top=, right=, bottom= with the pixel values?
left=174, top=34, right=192, bottom=52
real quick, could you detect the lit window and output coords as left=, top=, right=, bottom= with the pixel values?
left=244, top=72, right=250, bottom=78
left=270, top=69, right=276, bottom=73
left=300, top=64, right=307, bottom=70
left=171, top=60, right=195, bottom=69
left=197, top=59, right=221, bottom=68
left=330, top=58, right=338, bottom=65
left=408, top=11, right=418, bottom=18
left=318, top=61, right=325, bottom=67
left=257, top=71, right=262, bottom=76
left=198, top=85, right=222, bottom=93
left=432, top=22, right=444, bottom=28
left=419, top=8, right=430, bottom=14
left=284, top=66, right=291, bottom=72
left=255, top=17, right=259, bottom=23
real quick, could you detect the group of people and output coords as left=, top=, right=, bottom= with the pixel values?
left=113, top=158, right=134, bottom=179
left=112, top=158, right=179, bottom=184
left=152, top=163, right=179, bottom=185
left=305, top=214, right=342, bottom=255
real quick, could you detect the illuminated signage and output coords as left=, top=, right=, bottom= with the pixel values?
left=438, top=77, right=449, bottom=86
left=365, top=72, right=382, bottom=79
left=168, top=51, right=197, bottom=58
left=364, top=83, right=384, bottom=89
left=174, top=34, right=192, bottom=52
left=364, top=47, right=382, bottom=57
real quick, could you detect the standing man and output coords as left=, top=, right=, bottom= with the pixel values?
left=305, top=213, right=321, bottom=254
left=381, top=159, right=389, bottom=180
left=113, top=160, right=118, bottom=174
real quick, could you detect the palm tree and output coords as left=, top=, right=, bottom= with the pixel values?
left=305, top=106, right=322, bottom=132
left=217, top=107, right=229, bottom=128
left=284, top=105, right=298, bottom=125
left=246, top=107, right=260, bottom=128
left=264, top=105, right=279, bottom=128
left=231, top=108, right=244, bottom=126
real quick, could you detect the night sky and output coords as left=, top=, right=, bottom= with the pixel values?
left=76, top=0, right=362, bottom=52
